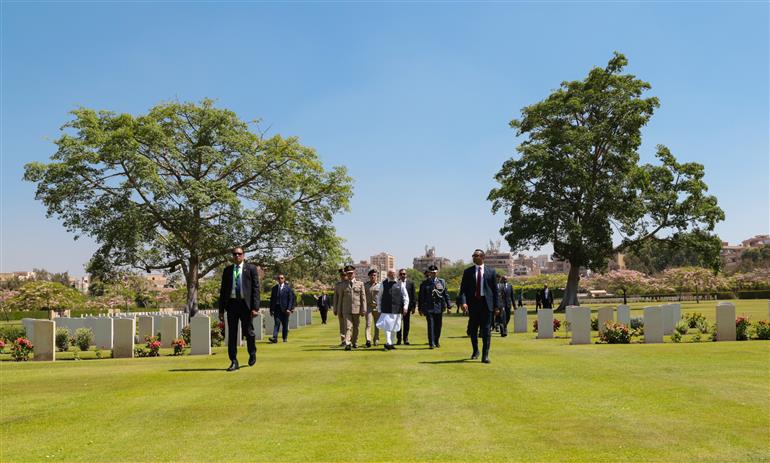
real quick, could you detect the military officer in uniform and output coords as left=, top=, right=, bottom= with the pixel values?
left=363, top=269, right=381, bottom=347
left=333, top=265, right=367, bottom=350
left=419, top=265, right=452, bottom=349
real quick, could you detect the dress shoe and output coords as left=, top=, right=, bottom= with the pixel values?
left=435, top=343, right=441, bottom=348
left=471, top=351, right=480, bottom=360
left=384, top=344, right=391, bottom=350
left=390, top=344, right=397, bottom=350
left=404, top=341, right=410, bottom=345
left=339, top=341, right=346, bottom=347
left=344, top=344, right=352, bottom=351
left=248, top=353, right=256, bottom=366
left=373, top=340, right=378, bottom=346
left=282, top=339, right=287, bottom=342
left=226, top=361, right=239, bottom=371
left=396, top=339, right=402, bottom=345
left=366, top=341, right=371, bottom=348
left=268, top=337, right=277, bottom=344
left=501, top=333, right=508, bottom=338
left=482, top=357, right=491, bottom=364
left=429, top=345, right=434, bottom=349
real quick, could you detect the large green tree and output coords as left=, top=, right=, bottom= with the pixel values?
left=623, top=230, right=722, bottom=274
left=24, top=99, right=352, bottom=316
left=489, top=53, right=724, bottom=310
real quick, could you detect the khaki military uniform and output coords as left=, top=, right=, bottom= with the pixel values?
left=364, top=281, right=381, bottom=345
left=334, top=278, right=367, bottom=346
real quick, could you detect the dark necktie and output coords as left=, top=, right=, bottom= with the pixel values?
left=475, top=267, right=481, bottom=298
left=234, top=266, right=242, bottom=299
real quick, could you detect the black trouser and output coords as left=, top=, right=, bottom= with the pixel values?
left=397, top=311, right=412, bottom=342
left=504, top=306, right=512, bottom=327
left=226, top=299, right=256, bottom=362
left=467, top=297, right=492, bottom=359
left=319, top=308, right=328, bottom=324
left=497, top=308, right=509, bottom=336
left=426, top=312, right=443, bottom=346
left=272, top=311, right=289, bottom=341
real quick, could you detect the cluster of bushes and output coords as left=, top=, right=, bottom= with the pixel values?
left=134, top=336, right=162, bottom=357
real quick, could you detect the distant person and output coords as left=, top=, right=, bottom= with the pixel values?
left=498, top=275, right=513, bottom=337
left=458, top=249, right=500, bottom=364
left=364, top=269, right=381, bottom=347
left=269, top=274, right=296, bottom=343
left=419, top=265, right=451, bottom=348
left=535, top=289, right=542, bottom=310
left=218, top=246, right=260, bottom=371
left=376, top=269, right=409, bottom=350
left=316, top=292, right=330, bottom=325
left=517, top=287, right=524, bottom=308
left=334, top=268, right=347, bottom=346
left=333, top=265, right=367, bottom=350
left=541, top=284, right=554, bottom=309
left=396, top=269, right=417, bottom=345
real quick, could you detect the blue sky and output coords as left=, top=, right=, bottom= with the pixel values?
left=1, top=2, right=768, bottom=276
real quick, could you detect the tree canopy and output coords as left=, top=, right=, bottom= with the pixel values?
left=24, top=99, right=352, bottom=315
left=488, top=53, right=724, bottom=310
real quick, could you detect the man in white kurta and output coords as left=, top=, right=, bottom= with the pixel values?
left=376, top=269, right=409, bottom=350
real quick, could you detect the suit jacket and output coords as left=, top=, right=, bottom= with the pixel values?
left=316, top=294, right=330, bottom=310
left=542, top=288, right=554, bottom=308
left=499, top=283, right=513, bottom=310
left=270, top=284, right=296, bottom=315
left=457, top=265, right=499, bottom=312
left=419, top=277, right=452, bottom=314
left=219, top=263, right=260, bottom=314
left=333, top=279, right=367, bottom=315
left=401, top=279, right=416, bottom=312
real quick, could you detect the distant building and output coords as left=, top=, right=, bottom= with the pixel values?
left=542, top=259, right=570, bottom=275
left=720, top=235, right=770, bottom=272
left=143, top=273, right=168, bottom=291
left=353, top=260, right=374, bottom=281
left=484, top=240, right=514, bottom=276
left=371, top=252, right=396, bottom=274
left=742, top=235, right=770, bottom=248
left=533, top=254, right=550, bottom=269
left=512, top=253, right=540, bottom=276
left=0, top=271, right=36, bottom=281
left=412, top=246, right=451, bottom=272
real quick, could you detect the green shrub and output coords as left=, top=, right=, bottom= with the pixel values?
left=598, top=322, right=631, bottom=344
left=181, top=325, right=191, bottom=345
left=74, top=327, right=94, bottom=351
left=674, top=320, right=689, bottom=335
left=685, top=312, right=706, bottom=328
left=696, top=318, right=710, bottom=334
left=736, top=315, right=750, bottom=341
left=0, top=324, right=26, bottom=342
left=55, top=328, right=70, bottom=352
left=590, top=316, right=599, bottom=331
left=754, top=320, right=770, bottom=340
left=691, top=332, right=702, bottom=342
left=671, top=331, right=682, bottom=343
left=10, top=337, right=34, bottom=361
left=629, top=317, right=644, bottom=330
left=211, top=319, right=224, bottom=347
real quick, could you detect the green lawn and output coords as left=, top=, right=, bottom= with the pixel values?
left=1, top=300, right=768, bottom=462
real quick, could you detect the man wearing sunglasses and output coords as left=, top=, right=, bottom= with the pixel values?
left=218, top=247, right=260, bottom=371
left=458, top=249, right=501, bottom=364
left=396, top=269, right=417, bottom=345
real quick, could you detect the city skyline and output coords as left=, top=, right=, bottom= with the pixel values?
left=2, top=3, right=768, bottom=277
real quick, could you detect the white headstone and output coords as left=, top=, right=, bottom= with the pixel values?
left=88, top=317, right=114, bottom=349
left=113, top=318, right=135, bottom=358
left=537, top=309, right=554, bottom=339
left=513, top=308, right=527, bottom=333
left=617, top=305, right=631, bottom=326
left=716, top=302, right=736, bottom=341
left=597, top=307, right=614, bottom=334
left=22, top=318, right=35, bottom=341
left=643, top=306, right=664, bottom=343
left=305, top=308, right=312, bottom=325
left=289, top=311, right=299, bottom=329
left=662, top=304, right=675, bottom=335
left=159, top=317, right=179, bottom=348
left=263, top=312, right=275, bottom=334
left=570, top=306, right=591, bottom=345
left=190, top=315, right=211, bottom=355
left=670, top=303, right=681, bottom=329
left=297, top=309, right=306, bottom=327
left=565, top=306, right=575, bottom=332
left=137, top=316, right=154, bottom=343
left=32, top=320, right=55, bottom=361
left=252, top=313, right=264, bottom=341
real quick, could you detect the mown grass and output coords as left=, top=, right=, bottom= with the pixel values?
left=1, top=300, right=768, bottom=462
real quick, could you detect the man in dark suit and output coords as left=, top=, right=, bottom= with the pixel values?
left=541, top=284, right=554, bottom=309
left=269, top=274, right=296, bottom=343
left=316, top=293, right=330, bottom=325
left=458, top=249, right=500, bottom=364
left=419, top=265, right=452, bottom=348
left=218, top=246, right=260, bottom=371
left=396, top=269, right=417, bottom=345
left=498, top=275, right=513, bottom=337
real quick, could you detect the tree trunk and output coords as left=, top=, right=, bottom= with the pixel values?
left=557, top=264, right=581, bottom=311
left=185, top=258, right=199, bottom=317
left=623, top=289, right=627, bottom=305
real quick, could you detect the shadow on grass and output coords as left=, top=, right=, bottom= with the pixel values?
left=168, top=368, right=227, bottom=372
left=418, top=359, right=474, bottom=365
